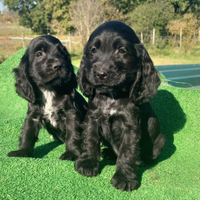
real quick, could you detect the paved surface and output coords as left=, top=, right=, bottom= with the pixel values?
left=156, top=64, right=200, bottom=89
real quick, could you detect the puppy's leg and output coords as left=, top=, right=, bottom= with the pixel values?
left=101, top=148, right=117, bottom=160
left=59, top=111, right=82, bottom=161
left=111, top=126, right=140, bottom=192
left=75, top=112, right=100, bottom=177
left=7, top=110, right=41, bottom=157
left=101, top=139, right=117, bottom=160
left=152, top=133, right=165, bottom=159
left=140, top=117, right=165, bottom=164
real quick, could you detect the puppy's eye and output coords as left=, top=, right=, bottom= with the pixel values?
left=36, top=51, right=43, bottom=57
left=118, top=48, right=126, bottom=54
left=91, top=47, right=98, bottom=54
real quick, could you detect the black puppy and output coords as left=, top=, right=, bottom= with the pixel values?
left=7, top=35, right=88, bottom=161
left=75, top=21, right=165, bottom=191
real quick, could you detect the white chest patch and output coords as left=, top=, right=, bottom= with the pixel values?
left=42, top=90, right=58, bottom=127
left=102, top=98, right=117, bottom=115
left=109, top=109, right=117, bottom=115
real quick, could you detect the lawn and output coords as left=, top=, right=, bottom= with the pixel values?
left=0, top=48, right=200, bottom=199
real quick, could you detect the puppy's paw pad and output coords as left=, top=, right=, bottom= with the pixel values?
left=111, top=172, right=139, bottom=192
left=7, top=150, right=32, bottom=158
left=75, top=158, right=99, bottom=177
left=59, top=151, right=77, bottom=161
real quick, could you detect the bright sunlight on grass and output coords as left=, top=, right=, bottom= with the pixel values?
left=0, top=48, right=199, bottom=199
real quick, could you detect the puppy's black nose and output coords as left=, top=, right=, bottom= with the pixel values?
left=96, top=71, right=107, bottom=80
left=52, top=62, right=62, bottom=70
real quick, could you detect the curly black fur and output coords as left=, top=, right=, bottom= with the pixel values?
left=75, top=21, right=165, bottom=191
left=7, top=35, right=88, bottom=160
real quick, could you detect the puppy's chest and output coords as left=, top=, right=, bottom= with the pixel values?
left=98, top=98, right=118, bottom=116
left=94, top=97, right=132, bottom=120
left=42, top=91, right=60, bottom=127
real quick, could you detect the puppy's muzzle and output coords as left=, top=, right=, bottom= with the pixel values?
left=52, top=61, right=62, bottom=71
left=96, top=70, right=108, bottom=80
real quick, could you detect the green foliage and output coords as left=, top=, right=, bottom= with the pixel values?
left=3, top=0, right=36, bottom=12
left=3, top=0, right=71, bottom=34
left=102, top=0, right=200, bottom=16
left=166, top=13, right=199, bottom=35
left=2, top=0, right=200, bottom=45
left=166, top=13, right=199, bottom=52
left=30, top=0, right=53, bottom=34
left=4, top=0, right=37, bottom=28
left=128, top=1, right=175, bottom=34
left=69, top=0, right=125, bottom=46
left=103, top=0, right=144, bottom=14
left=50, top=0, right=72, bottom=34
left=164, top=0, right=200, bottom=15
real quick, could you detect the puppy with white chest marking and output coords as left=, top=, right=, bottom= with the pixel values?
left=7, top=35, right=88, bottom=161
left=75, top=21, right=165, bottom=191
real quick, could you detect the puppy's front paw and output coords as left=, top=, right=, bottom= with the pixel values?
left=111, top=171, right=139, bottom=192
left=75, top=158, right=99, bottom=177
left=59, top=151, right=77, bottom=161
left=7, top=149, right=32, bottom=158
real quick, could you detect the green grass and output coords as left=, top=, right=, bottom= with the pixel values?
left=71, top=59, right=81, bottom=67
left=0, top=48, right=200, bottom=199
left=147, top=46, right=200, bottom=65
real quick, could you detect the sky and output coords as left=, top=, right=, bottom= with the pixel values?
left=0, top=2, right=4, bottom=11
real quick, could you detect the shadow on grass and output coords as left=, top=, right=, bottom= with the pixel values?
left=150, top=90, right=186, bottom=162
left=33, top=140, right=63, bottom=159
left=99, top=89, right=186, bottom=186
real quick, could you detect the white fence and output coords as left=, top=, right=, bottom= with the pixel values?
left=5, top=33, right=77, bottom=51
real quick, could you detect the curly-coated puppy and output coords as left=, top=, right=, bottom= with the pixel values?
left=7, top=35, right=88, bottom=161
left=75, top=21, right=165, bottom=191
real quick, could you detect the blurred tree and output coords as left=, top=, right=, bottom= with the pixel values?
left=3, top=0, right=71, bottom=34
left=3, top=0, right=199, bottom=36
left=102, top=0, right=126, bottom=21
left=69, top=0, right=124, bottom=46
left=166, top=13, right=199, bottom=51
left=29, top=0, right=53, bottom=34
left=128, top=1, right=175, bottom=35
left=69, top=0, right=104, bottom=46
left=0, top=7, right=19, bottom=24
left=166, top=13, right=199, bottom=35
left=166, top=0, right=200, bottom=15
left=49, top=0, right=72, bottom=34
left=102, top=0, right=137, bottom=14
left=3, top=0, right=37, bottom=28
left=147, top=0, right=200, bottom=15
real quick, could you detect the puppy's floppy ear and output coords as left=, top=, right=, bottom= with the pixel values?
left=130, top=43, right=160, bottom=104
left=69, top=65, right=78, bottom=98
left=63, top=46, right=78, bottom=89
left=77, top=56, right=94, bottom=98
left=13, top=50, right=36, bottom=103
left=70, top=67, right=78, bottom=89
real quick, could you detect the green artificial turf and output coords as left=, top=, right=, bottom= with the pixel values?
left=0, top=48, right=200, bottom=199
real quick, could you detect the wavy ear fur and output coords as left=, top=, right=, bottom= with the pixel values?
left=77, top=57, right=94, bottom=98
left=68, top=65, right=77, bottom=98
left=130, top=43, right=160, bottom=104
left=63, top=46, right=77, bottom=96
left=13, top=50, right=36, bottom=103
